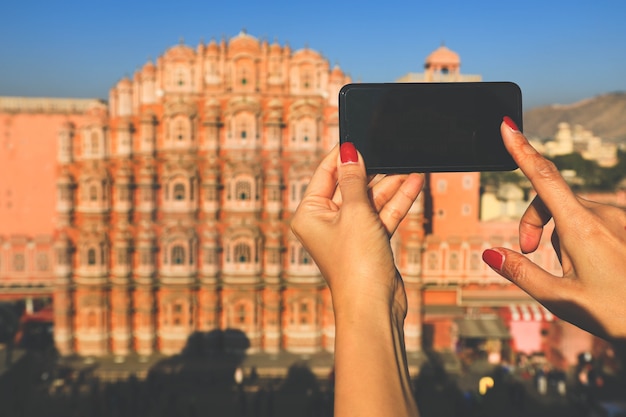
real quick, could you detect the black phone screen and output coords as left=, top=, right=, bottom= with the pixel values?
left=339, top=82, right=522, bottom=173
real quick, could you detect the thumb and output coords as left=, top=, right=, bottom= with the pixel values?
left=482, top=248, right=562, bottom=303
left=338, top=142, right=369, bottom=206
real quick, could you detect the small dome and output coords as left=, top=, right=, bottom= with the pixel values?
left=164, top=43, right=196, bottom=60
left=330, top=64, right=345, bottom=80
left=229, top=30, right=260, bottom=51
left=292, top=47, right=321, bottom=62
left=206, top=39, right=219, bottom=54
left=118, top=77, right=132, bottom=88
left=425, top=45, right=460, bottom=67
left=269, top=40, right=282, bottom=54
left=142, top=60, right=156, bottom=73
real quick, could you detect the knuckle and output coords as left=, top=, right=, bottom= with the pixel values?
left=340, top=170, right=364, bottom=186
left=386, top=205, right=404, bottom=223
left=532, top=156, right=560, bottom=180
left=501, top=255, right=528, bottom=283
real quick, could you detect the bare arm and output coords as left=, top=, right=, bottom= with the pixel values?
left=291, top=143, right=423, bottom=417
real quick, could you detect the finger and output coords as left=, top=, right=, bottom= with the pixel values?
left=519, top=194, right=552, bottom=254
left=378, top=173, right=424, bottom=235
left=302, top=145, right=339, bottom=200
left=369, top=174, right=409, bottom=212
left=482, top=248, right=567, bottom=303
left=367, top=174, right=387, bottom=189
left=501, top=118, right=582, bottom=223
left=337, top=142, right=370, bottom=207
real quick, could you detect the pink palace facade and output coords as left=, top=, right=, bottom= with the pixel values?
left=0, top=33, right=602, bottom=366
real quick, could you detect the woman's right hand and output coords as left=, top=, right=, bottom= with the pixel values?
left=483, top=117, right=626, bottom=344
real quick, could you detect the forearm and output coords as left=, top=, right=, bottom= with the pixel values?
left=333, top=303, right=419, bottom=417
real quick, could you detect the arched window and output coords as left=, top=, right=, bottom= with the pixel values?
left=240, top=120, right=248, bottom=139
left=36, top=253, right=49, bottom=271
left=427, top=252, right=439, bottom=270
left=289, top=178, right=310, bottom=205
left=470, top=252, right=481, bottom=270
left=299, top=301, right=311, bottom=325
left=89, top=185, right=98, bottom=201
left=173, top=183, right=186, bottom=200
left=293, top=118, right=317, bottom=145
left=236, top=303, right=246, bottom=324
left=234, top=243, right=251, bottom=263
left=299, top=247, right=311, bottom=265
left=168, top=115, right=192, bottom=146
left=116, top=248, right=128, bottom=266
left=302, top=71, right=312, bottom=89
left=175, top=119, right=186, bottom=141
left=87, top=248, right=97, bottom=265
left=231, top=112, right=256, bottom=145
left=175, top=67, right=187, bottom=87
left=171, top=245, right=185, bottom=265
left=13, top=254, right=25, bottom=271
left=408, top=248, right=420, bottom=265
left=87, top=311, right=97, bottom=328
left=172, top=302, right=184, bottom=326
left=235, top=180, right=251, bottom=200
left=239, top=67, right=248, bottom=86
left=449, top=252, right=460, bottom=271
left=90, top=131, right=99, bottom=155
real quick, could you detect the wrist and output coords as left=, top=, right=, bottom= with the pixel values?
left=328, top=269, right=408, bottom=322
left=333, top=298, right=405, bottom=335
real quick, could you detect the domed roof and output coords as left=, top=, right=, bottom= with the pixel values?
left=292, top=47, right=322, bottom=61
left=164, top=42, right=196, bottom=60
left=142, top=60, right=156, bottom=74
left=269, top=40, right=282, bottom=54
left=206, top=39, right=219, bottom=54
left=118, top=77, right=132, bottom=88
left=425, top=45, right=460, bottom=67
left=330, top=64, right=345, bottom=80
left=229, top=30, right=260, bottom=51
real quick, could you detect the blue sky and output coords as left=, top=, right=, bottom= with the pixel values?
left=1, top=0, right=624, bottom=109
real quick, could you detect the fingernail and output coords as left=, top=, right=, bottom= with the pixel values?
left=503, top=116, right=519, bottom=132
left=340, top=142, right=358, bottom=164
left=482, top=249, right=504, bottom=271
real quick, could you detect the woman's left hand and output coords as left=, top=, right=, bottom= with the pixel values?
left=291, top=143, right=424, bottom=319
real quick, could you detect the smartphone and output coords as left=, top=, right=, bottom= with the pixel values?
left=339, top=82, right=522, bottom=173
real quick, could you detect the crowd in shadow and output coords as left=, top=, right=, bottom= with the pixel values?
left=0, top=329, right=335, bottom=417
left=413, top=349, right=625, bottom=417
left=0, top=330, right=624, bottom=417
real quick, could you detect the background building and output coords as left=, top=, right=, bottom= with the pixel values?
left=0, top=97, right=102, bottom=315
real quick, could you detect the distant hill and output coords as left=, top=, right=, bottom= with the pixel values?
left=523, top=92, right=626, bottom=142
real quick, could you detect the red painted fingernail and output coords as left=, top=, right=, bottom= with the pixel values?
left=503, top=116, right=519, bottom=132
left=340, top=142, right=358, bottom=164
left=482, top=249, right=504, bottom=271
